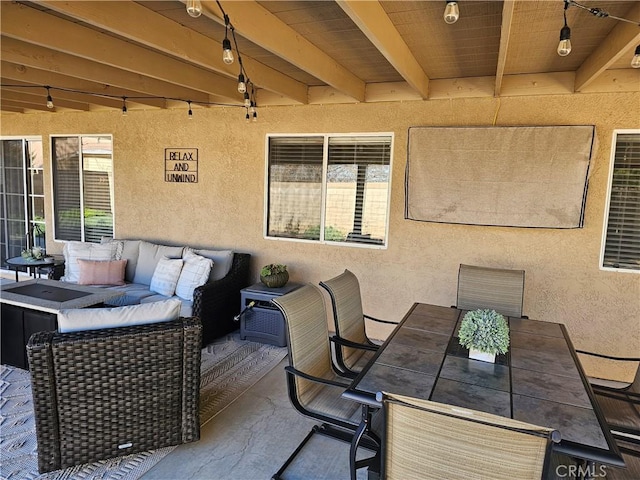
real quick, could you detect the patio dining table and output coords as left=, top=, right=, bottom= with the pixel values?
left=342, top=303, right=625, bottom=472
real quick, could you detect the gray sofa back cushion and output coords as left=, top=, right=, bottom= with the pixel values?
left=185, top=248, right=234, bottom=282
left=101, top=238, right=141, bottom=283
left=133, top=241, right=184, bottom=285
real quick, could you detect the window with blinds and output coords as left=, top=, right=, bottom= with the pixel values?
left=266, top=134, right=392, bottom=247
left=601, top=131, right=640, bottom=272
left=52, top=135, right=114, bottom=242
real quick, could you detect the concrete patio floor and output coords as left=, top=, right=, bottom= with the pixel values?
left=140, top=357, right=371, bottom=480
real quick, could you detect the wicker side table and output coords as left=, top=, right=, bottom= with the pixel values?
left=239, top=282, right=303, bottom=347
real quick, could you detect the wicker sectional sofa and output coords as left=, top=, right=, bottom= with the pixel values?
left=59, top=239, right=251, bottom=346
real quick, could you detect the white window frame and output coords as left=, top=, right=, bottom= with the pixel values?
left=50, top=134, right=114, bottom=243
left=264, top=132, right=394, bottom=249
left=600, top=129, right=640, bottom=273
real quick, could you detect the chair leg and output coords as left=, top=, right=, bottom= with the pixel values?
left=350, top=406, right=380, bottom=480
left=272, top=425, right=319, bottom=479
left=273, top=422, right=378, bottom=480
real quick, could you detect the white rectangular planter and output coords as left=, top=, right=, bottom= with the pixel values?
left=469, top=348, right=496, bottom=363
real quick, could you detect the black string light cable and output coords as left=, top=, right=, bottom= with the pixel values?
left=4, top=0, right=262, bottom=121
left=214, top=0, right=258, bottom=121
left=0, top=83, right=254, bottom=119
left=558, top=0, right=640, bottom=65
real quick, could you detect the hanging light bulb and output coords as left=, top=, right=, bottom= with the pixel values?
left=245, top=110, right=250, bottom=123
left=188, top=101, right=193, bottom=119
left=252, top=111, right=258, bottom=123
left=45, top=86, right=54, bottom=109
left=632, top=45, right=640, bottom=68
left=121, top=97, right=128, bottom=116
left=186, top=0, right=202, bottom=18
left=243, top=91, right=251, bottom=108
left=249, top=101, right=256, bottom=116
left=444, top=1, right=459, bottom=24
left=237, top=73, right=246, bottom=94
left=557, top=24, right=572, bottom=56
left=222, top=26, right=234, bottom=65
left=557, top=2, right=572, bottom=57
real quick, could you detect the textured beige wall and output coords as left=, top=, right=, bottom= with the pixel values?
left=2, top=92, right=639, bottom=380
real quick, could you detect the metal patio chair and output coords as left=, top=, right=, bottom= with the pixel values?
left=271, top=283, right=379, bottom=480
left=320, top=269, right=397, bottom=377
left=575, top=350, right=640, bottom=479
left=378, top=391, right=560, bottom=480
left=456, top=264, right=527, bottom=318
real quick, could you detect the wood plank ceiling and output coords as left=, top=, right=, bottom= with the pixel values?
left=1, top=0, right=639, bottom=114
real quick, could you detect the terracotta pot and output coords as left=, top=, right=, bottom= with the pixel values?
left=260, top=271, right=289, bottom=288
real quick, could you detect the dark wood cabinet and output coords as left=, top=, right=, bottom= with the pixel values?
left=1, top=303, right=57, bottom=369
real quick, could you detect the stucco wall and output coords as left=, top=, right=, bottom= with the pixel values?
left=2, top=92, right=639, bottom=380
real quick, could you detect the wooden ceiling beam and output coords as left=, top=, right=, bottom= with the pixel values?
left=199, top=0, right=366, bottom=102
left=0, top=103, right=24, bottom=113
left=1, top=2, right=240, bottom=103
left=575, top=2, right=640, bottom=91
left=1, top=89, right=90, bottom=111
left=336, top=0, right=429, bottom=99
left=0, top=37, right=211, bottom=105
left=1, top=61, right=165, bottom=109
left=35, top=0, right=307, bottom=105
left=0, top=98, right=55, bottom=112
left=494, top=0, right=516, bottom=97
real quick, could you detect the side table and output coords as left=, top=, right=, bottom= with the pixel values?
left=5, top=256, right=65, bottom=282
left=239, top=282, right=303, bottom=347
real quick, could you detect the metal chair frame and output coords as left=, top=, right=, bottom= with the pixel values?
left=320, top=269, right=397, bottom=377
left=271, top=284, right=379, bottom=480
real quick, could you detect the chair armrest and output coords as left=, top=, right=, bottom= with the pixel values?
left=284, top=365, right=351, bottom=389
left=363, top=314, right=398, bottom=325
left=330, top=335, right=378, bottom=352
left=193, top=252, right=251, bottom=345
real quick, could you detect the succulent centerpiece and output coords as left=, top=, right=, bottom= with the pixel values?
left=458, top=309, right=510, bottom=363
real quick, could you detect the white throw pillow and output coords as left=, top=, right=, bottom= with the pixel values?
left=58, top=298, right=181, bottom=333
left=149, top=257, right=184, bottom=297
left=176, top=250, right=213, bottom=301
left=62, top=241, right=122, bottom=283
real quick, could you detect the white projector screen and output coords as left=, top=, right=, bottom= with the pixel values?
left=405, top=125, right=595, bottom=228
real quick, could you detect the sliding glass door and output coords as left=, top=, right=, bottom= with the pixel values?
left=0, top=137, right=45, bottom=268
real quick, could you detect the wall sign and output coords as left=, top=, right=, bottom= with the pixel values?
left=165, top=148, right=198, bottom=183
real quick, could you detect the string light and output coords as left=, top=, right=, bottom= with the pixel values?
left=444, top=1, right=459, bottom=24
left=632, top=45, right=640, bottom=68
left=45, top=86, right=54, bottom=109
left=222, top=14, right=234, bottom=65
left=185, top=0, right=202, bottom=18
left=237, top=72, right=246, bottom=94
left=557, top=1, right=572, bottom=57
left=4, top=2, right=260, bottom=121
left=1, top=84, right=256, bottom=120
left=558, top=0, right=640, bottom=62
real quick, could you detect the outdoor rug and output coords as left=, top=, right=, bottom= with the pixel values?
left=0, top=333, right=287, bottom=480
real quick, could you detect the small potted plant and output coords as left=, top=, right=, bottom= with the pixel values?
left=260, top=263, right=289, bottom=288
left=458, top=309, right=509, bottom=363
